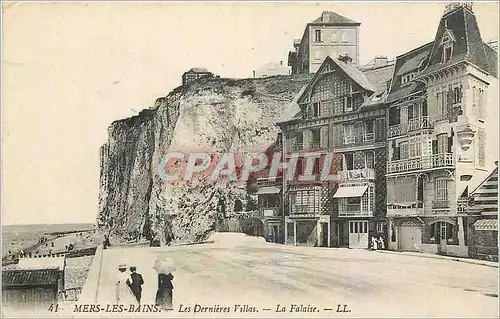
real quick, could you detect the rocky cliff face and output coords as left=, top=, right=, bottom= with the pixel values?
left=97, top=74, right=313, bottom=244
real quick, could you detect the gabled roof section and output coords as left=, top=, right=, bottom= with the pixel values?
left=311, top=11, right=360, bottom=25
left=419, top=5, right=495, bottom=77
left=387, top=42, right=433, bottom=103
left=278, top=57, right=378, bottom=124
left=296, top=56, right=374, bottom=104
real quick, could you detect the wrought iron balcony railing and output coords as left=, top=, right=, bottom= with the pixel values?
left=338, top=168, right=375, bottom=182
left=387, top=153, right=454, bottom=174
left=387, top=201, right=424, bottom=216
left=388, top=116, right=433, bottom=138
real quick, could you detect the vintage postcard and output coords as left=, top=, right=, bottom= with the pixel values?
left=1, top=1, right=499, bottom=318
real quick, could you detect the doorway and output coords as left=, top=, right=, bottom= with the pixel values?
left=348, top=220, right=368, bottom=248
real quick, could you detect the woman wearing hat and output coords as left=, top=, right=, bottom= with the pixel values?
left=116, top=264, right=138, bottom=305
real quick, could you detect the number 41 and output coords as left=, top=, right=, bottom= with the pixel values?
left=48, top=304, right=59, bottom=312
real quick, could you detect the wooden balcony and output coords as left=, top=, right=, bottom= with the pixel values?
left=339, top=205, right=374, bottom=217
left=387, top=202, right=424, bottom=217
left=388, top=116, right=433, bottom=138
left=338, top=168, right=375, bottom=182
left=387, top=153, right=454, bottom=174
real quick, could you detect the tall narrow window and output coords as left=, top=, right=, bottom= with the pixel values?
left=312, top=102, right=320, bottom=117
left=344, top=153, right=354, bottom=170
left=478, top=88, right=485, bottom=122
left=399, top=142, right=409, bottom=159
left=315, top=30, right=322, bottom=42
left=437, top=134, right=448, bottom=154
left=311, top=128, right=321, bottom=148
left=341, top=31, right=348, bottom=43
left=365, top=151, right=374, bottom=169
left=441, top=32, right=454, bottom=63
left=344, top=96, right=353, bottom=112
left=442, top=44, right=453, bottom=63
left=453, top=86, right=462, bottom=104
left=434, top=177, right=448, bottom=206
left=477, top=128, right=485, bottom=167
left=343, top=124, right=355, bottom=144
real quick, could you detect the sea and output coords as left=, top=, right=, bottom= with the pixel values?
left=2, top=223, right=95, bottom=255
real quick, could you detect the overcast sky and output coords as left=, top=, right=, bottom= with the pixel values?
left=2, top=2, right=498, bottom=225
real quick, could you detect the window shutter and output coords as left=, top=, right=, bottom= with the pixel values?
left=448, top=136, right=453, bottom=153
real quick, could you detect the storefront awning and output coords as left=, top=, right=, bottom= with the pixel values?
left=333, top=185, right=368, bottom=198
left=474, top=219, right=498, bottom=231
left=256, top=186, right=280, bottom=195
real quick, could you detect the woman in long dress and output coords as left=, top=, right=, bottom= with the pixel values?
left=116, top=265, right=138, bottom=306
left=155, top=273, right=174, bottom=310
left=153, top=257, right=175, bottom=310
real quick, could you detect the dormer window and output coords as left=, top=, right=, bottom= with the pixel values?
left=401, top=72, right=417, bottom=85
left=440, top=28, right=455, bottom=63
left=442, top=44, right=453, bottom=63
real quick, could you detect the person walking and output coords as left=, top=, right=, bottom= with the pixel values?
left=153, top=257, right=175, bottom=311
left=155, top=272, right=174, bottom=310
left=127, top=266, right=144, bottom=304
left=116, top=264, right=138, bottom=306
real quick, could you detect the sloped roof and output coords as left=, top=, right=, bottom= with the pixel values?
left=363, top=64, right=395, bottom=94
left=360, top=64, right=395, bottom=108
left=3, top=268, right=60, bottom=287
left=469, top=166, right=498, bottom=197
left=387, top=42, right=433, bottom=103
left=277, top=84, right=308, bottom=124
left=279, top=56, right=382, bottom=123
left=419, top=6, right=497, bottom=78
left=311, top=11, right=359, bottom=25
left=186, top=67, right=211, bottom=74
left=333, top=56, right=375, bottom=92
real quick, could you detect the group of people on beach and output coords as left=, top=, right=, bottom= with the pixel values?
left=116, top=262, right=174, bottom=310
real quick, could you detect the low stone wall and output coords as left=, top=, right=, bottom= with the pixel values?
left=77, top=245, right=103, bottom=303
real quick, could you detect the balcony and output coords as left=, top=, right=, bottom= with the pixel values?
left=387, top=202, right=424, bottom=217
left=387, top=153, right=454, bottom=174
left=388, top=116, right=433, bottom=138
left=339, top=205, right=373, bottom=217
left=338, top=168, right=375, bottom=182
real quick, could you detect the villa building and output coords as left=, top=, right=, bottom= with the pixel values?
left=277, top=55, right=394, bottom=248
left=385, top=2, right=498, bottom=256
